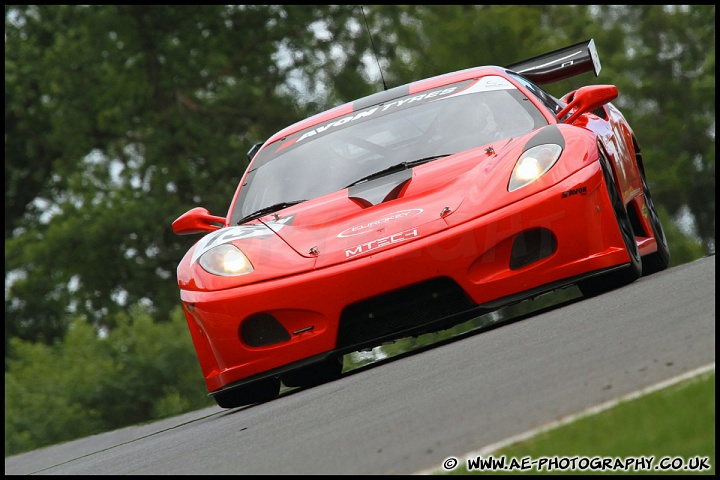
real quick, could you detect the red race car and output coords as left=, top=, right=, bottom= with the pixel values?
left=172, top=39, right=669, bottom=408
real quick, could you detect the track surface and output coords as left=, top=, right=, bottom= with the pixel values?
left=5, top=256, right=715, bottom=475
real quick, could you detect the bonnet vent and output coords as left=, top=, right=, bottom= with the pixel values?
left=347, top=169, right=413, bottom=208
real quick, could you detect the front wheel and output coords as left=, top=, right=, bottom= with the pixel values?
left=578, top=154, right=642, bottom=297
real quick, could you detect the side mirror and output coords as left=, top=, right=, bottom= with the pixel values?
left=172, top=207, right=226, bottom=235
left=557, top=84, right=618, bottom=124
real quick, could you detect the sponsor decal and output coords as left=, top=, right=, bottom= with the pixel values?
left=337, top=209, right=423, bottom=238
left=345, top=228, right=419, bottom=258
left=561, top=186, right=587, bottom=198
left=296, top=88, right=459, bottom=144
left=642, top=204, right=649, bottom=218
left=190, top=216, right=294, bottom=264
left=283, top=76, right=519, bottom=154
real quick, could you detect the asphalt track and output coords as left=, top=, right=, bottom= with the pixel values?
left=5, top=255, right=715, bottom=475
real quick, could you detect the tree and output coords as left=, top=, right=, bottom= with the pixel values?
left=5, top=5, right=361, bottom=346
left=5, top=5, right=714, bottom=351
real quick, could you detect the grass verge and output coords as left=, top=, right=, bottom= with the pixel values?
left=438, top=369, right=715, bottom=475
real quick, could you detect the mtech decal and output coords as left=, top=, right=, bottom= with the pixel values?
left=345, top=228, right=419, bottom=259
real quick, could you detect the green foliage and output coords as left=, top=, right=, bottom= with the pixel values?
left=5, top=5, right=714, bottom=349
left=4, top=335, right=106, bottom=456
left=5, top=305, right=213, bottom=456
left=656, top=206, right=707, bottom=267
left=4, top=5, right=352, bottom=346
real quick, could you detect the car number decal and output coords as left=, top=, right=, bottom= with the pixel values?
left=190, top=216, right=293, bottom=265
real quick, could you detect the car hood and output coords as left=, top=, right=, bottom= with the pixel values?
left=262, top=138, right=518, bottom=269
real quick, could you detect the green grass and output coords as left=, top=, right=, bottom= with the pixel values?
left=438, top=370, right=715, bottom=475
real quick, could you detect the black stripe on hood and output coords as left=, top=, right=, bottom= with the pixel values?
left=523, top=124, right=565, bottom=151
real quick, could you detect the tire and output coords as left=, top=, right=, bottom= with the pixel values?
left=578, top=153, right=642, bottom=297
left=213, top=376, right=281, bottom=409
left=639, top=164, right=670, bottom=275
left=281, top=356, right=344, bottom=388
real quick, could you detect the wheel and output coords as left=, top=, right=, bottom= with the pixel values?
left=213, top=376, right=281, bottom=409
left=281, top=356, right=344, bottom=388
left=578, top=153, right=642, bottom=297
left=638, top=163, right=670, bottom=275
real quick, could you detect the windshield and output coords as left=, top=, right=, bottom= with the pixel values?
left=230, top=75, right=547, bottom=224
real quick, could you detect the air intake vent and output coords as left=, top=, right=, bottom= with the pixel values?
left=241, top=314, right=291, bottom=347
left=337, top=277, right=475, bottom=349
left=510, top=228, right=557, bottom=270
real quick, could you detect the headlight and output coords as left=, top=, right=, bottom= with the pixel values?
left=508, top=144, right=563, bottom=192
left=198, top=244, right=254, bottom=276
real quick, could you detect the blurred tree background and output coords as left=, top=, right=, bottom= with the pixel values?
left=5, top=5, right=714, bottom=456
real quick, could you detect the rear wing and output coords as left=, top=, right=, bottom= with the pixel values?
left=505, top=39, right=601, bottom=85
